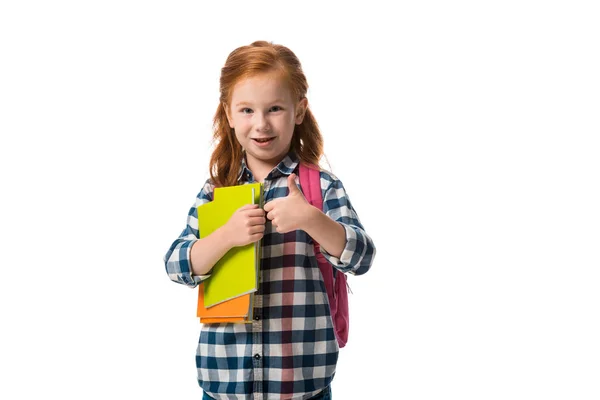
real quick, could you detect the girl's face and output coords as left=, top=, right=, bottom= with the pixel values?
left=225, top=71, right=307, bottom=174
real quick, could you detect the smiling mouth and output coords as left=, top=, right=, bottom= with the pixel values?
left=253, top=137, right=275, bottom=143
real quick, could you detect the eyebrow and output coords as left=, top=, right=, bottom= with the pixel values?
left=235, top=100, right=286, bottom=107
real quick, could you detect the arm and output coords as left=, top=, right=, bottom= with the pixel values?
left=164, top=181, right=265, bottom=287
left=302, top=206, right=346, bottom=259
left=164, top=179, right=219, bottom=288
left=189, top=226, right=232, bottom=276
left=302, top=175, right=376, bottom=276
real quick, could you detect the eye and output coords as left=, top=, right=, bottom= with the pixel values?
left=241, top=108, right=253, bottom=114
left=270, top=106, right=283, bottom=112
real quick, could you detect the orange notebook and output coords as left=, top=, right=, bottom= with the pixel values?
left=200, top=317, right=247, bottom=323
left=197, top=282, right=253, bottom=323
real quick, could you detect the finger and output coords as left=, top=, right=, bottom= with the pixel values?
left=251, top=232, right=264, bottom=242
left=249, top=216, right=267, bottom=225
left=287, top=173, right=300, bottom=195
left=264, top=199, right=279, bottom=212
left=245, top=207, right=266, bottom=217
left=239, top=204, right=259, bottom=212
left=249, top=224, right=265, bottom=234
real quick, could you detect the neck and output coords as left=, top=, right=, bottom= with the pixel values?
left=248, top=163, right=273, bottom=184
left=245, top=153, right=284, bottom=183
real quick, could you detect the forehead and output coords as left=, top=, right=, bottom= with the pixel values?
left=230, top=72, right=293, bottom=104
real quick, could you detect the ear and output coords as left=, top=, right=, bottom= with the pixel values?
left=223, top=102, right=234, bottom=128
left=295, top=97, right=308, bottom=125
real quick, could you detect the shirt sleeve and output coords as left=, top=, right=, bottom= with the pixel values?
left=163, top=179, right=215, bottom=288
left=318, top=176, right=376, bottom=276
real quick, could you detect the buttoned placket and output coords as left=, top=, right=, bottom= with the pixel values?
left=251, top=292, right=263, bottom=399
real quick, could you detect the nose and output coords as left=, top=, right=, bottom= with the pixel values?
left=254, top=112, right=271, bottom=132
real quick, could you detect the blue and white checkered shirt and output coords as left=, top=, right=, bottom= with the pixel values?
left=164, top=151, right=376, bottom=400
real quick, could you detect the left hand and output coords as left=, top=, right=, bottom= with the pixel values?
left=264, top=173, right=312, bottom=234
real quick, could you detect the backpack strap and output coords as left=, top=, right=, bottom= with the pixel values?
left=298, top=163, right=349, bottom=348
left=298, top=163, right=323, bottom=211
left=298, top=162, right=329, bottom=275
left=299, top=163, right=340, bottom=278
left=298, top=164, right=337, bottom=293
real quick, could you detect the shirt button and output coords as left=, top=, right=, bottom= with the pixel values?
left=254, top=354, right=261, bottom=360
left=254, top=315, right=260, bottom=321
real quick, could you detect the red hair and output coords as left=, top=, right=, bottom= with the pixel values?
left=208, top=40, right=328, bottom=188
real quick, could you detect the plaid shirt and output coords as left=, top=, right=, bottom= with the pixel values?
left=164, top=151, right=376, bottom=400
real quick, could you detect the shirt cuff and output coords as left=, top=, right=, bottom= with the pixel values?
left=186, top=239, right=211, bottom=286
left=192, top=274, right=211, bottom=284
left=318, top=222, right=355, bottom=273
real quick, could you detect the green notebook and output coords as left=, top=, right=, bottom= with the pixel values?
left=197, top=182, right=263, bottom=308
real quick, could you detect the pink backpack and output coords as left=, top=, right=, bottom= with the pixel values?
left=298, top=163, right=350, bottom=348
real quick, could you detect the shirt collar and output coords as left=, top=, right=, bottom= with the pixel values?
left=237, top=150, right=300, bottom=183
left=237, top=156, right=249, bottom=182
left=276, top=150, right=300, bottom=176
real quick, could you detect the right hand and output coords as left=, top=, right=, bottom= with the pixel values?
left=222, top=204, right=266, bottom=247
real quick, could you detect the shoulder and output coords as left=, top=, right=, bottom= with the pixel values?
left=298, top=162, right=341, bottom=184
left=315, top=166, right=344, bottom=191
left=318, top=168, right=340, bottom=183
left=300, top=164, right=346, bottom=197
left=195, top=178, right=215, bottom=206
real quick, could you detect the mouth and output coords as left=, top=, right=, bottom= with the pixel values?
left=252, top=137, right=276, bottom=144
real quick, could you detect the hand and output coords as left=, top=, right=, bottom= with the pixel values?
left=222, top=204, right=266, bottom=247
left=264, top=173, right=312, bottom=234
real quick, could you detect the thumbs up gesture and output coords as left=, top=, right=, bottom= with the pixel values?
left=264, top=173, right=312, bottom=234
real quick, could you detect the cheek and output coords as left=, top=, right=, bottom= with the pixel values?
left=233, top=118, right=251, bottom=133
left=275, top=114, right=296, bottom=129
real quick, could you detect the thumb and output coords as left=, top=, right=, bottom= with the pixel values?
left=287, top=173, right=300, bottom=195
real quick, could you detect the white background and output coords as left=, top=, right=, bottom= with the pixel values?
left=1, top=1, right=599, bottom=399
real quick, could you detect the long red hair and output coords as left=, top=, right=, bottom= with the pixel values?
left=208, top=40, right=328, bottom=188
